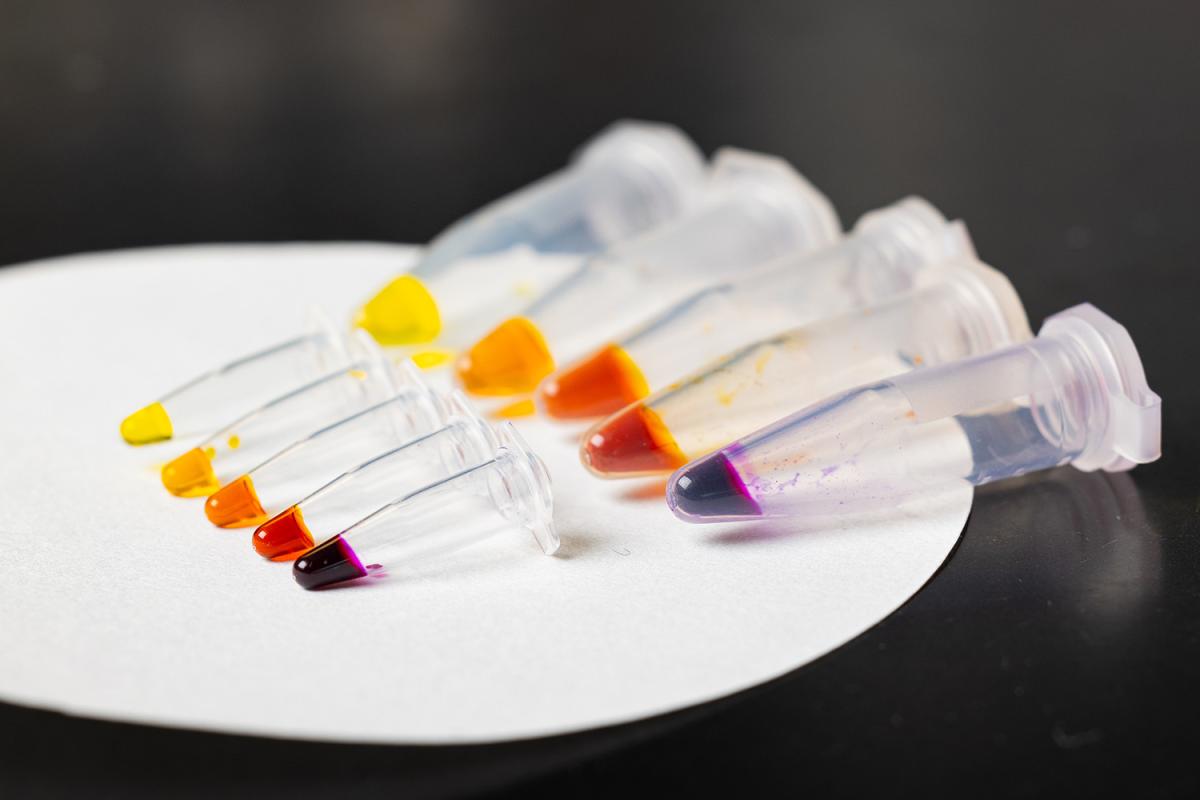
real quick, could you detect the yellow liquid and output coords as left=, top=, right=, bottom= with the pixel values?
left=120, top=402, right=173, bottom=445
left=456, top=317, right=555, bottom=396
left=354, top=275, right=442, bottom=345
left=161, top=447, right=220, bottom=498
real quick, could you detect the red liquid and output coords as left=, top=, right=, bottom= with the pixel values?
left=581, top=403, right=688, bottom=477
left=293, top=535, right=368, bottom=590
left=254, top=505, right=316, bottom=562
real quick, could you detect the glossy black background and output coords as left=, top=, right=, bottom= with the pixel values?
left=1, top=1, right=1197, bottom=796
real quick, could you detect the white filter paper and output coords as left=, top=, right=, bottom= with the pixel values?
left=0, top=244, right=970, bottom=743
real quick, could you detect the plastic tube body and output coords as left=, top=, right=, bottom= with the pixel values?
left=667, top=304, right=1161, bottom=523
left=356, top=121, right=707, bottom=346
left=292, top=424, right=557, bottom=588
left=544, top=199, right=971, bottom=418
left=582, top=258, right=1031, bottom=476
left=120, top=311, right=350, bottom=444
left=160, top=341, right=406, bottom=497
left=203, top=380, right=451, bottom=527
left=252, top=407, right=498, bottom=559
left=412, top=121, right=707, bottom=277
left=455, top=148, right=841, bottom=396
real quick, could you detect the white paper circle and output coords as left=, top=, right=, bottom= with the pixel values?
left=0, top=245, right=970, bottom=743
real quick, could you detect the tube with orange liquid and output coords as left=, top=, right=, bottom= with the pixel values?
left=541, top=198, right=970, bottom=419
left=203, top=379, right=455, bottom=529
left=455, top=148, right=841, bottom=397
left=159, top=335, right=413, bottom=498
left=582, top=256, right=1033, bottom=478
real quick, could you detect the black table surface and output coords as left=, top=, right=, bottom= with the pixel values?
left=1, top=2, right=1197, bottom=797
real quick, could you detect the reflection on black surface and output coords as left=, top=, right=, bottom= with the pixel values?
left=972, top=468, right=1161, bottom=631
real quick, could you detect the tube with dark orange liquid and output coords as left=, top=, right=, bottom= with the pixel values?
left=542, top=198, right=970, bottom=419
left=161, top=334, right=407, bottom=498
left=204, top=380, right=451, bottom=529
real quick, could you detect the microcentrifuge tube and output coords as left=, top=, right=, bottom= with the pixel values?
left=582, top=255, right=1031, bottom=477
left=667, top=304, right=1161, bottom=523
left=253, top=394, right=500, bottom=560
left=354, top=120, right=706, bottom=346
left=292, top=422, right=557, bottom=589
left=455, top=148, right=841, bottom=396
left=160, top=334, right=412, bottom=498
left=120, top=309, right=351, bottom=445
left=544, top=198, right=970, bottom=419
left=203, top=377, right=452, bottom=528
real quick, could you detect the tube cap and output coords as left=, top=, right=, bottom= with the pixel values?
left=574, top=120, right=707, bottom=245
left=709, top=148, right=842, bottom=253
left=1040, top=304, right=1161, bottom=472
left=492, top=423, right=559, bottom=556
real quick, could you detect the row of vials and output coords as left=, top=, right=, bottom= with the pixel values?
left=120, top=120, right=1163, bottom=590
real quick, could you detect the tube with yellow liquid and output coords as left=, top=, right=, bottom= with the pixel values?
left=455, top=148, right=842, bottom=398
left=120, top=309, right=351, bottom=446
left=355, top=120, right=707, bottom=348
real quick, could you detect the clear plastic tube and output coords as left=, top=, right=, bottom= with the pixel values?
left=581, top=257, right=1031, bottom=477
left=291, top=423, right=558, bottom=588
left=119, top=309, right=351, bottom=445
left=159, top=335, right=412, bottom=498
left=354, top=120, right=707, bottom=346
left=667, top=304, right=1161, bottom=523
left=202, top=379, right=454, bottom=530
left=541, top=197, right=972, bottom=419
left=252, top=395, right=499, bottom=560
left=454, top=148, right=842, bottom=396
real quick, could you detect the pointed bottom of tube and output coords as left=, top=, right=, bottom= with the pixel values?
left=456, top=317, right=555, bottom=396
left=120, top=402, right=174, bottom=445
left=205, top=475, right=268, bottom=528
left=161, top=447, right=219, bottom=498
left=540, top=344, right=649, bottom=419
left=354, top=274, right=442, bottom=345
left=293, top=535, right=368, bottom=589
left=254, top=505, right=316, bottom=561
left=667, top=451, right=762, bottom=522
left=581, top=403, right=687, bottom=477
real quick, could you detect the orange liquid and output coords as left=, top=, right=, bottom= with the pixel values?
left=456, top=317, right=555, bottom=396
left=540, top=344, right=649, bottom=419
left=205, top=475, right=269, bottom=528
left=581, top=403, right=687, bottom=477
left=253, top=505, right=316, bottom=561
left=161, top=447, right=220, bottom=498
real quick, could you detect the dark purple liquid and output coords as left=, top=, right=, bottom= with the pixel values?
left=670, top=451, right=762, bottom=519
left=293, top=535, right=368, bottom=590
